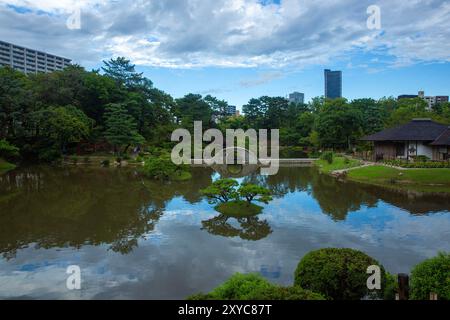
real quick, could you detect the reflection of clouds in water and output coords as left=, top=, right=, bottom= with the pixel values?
left=1, top=167, right=450, bottom=299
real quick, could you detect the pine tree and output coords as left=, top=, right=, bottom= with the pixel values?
left=104, top=103, right=145, bottom=154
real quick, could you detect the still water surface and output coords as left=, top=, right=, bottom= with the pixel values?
left=0, top=166, right=449, bottom=299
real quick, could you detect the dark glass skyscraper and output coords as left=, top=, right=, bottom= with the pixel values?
left=324, top=69, right=342, bottom=99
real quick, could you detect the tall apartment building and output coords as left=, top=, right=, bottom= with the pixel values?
left=324, top=69, right=342, bottom=99
left=226, top=105, right=237, bottom=116
left=0, top=40, right=71, bottom=74
left=288, top=92, right=305, bottom=105
left=398, top=91, right=449, bottom=109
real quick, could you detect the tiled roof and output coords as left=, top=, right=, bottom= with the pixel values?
left=362, top=119, right=448, bottom=142
left=430, top=128, right=450, bottom=146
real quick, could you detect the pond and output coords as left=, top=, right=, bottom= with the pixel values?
left=0, top=166, right=449, bottom=299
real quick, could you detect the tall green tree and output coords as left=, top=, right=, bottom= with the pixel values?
left=315, top=99, right=363, bottom=150
left=30, top=105, right=93, bottom=156
left=386, top=98, right=433, bottom=127
left=102, top=57, right=152, bottom=91
left=104, top=103, right=145, bottom=154
left=204, top=95, right=229, bottom=120
left=351, top=98, right=388, bottom=135
left=0, top=67, right=32, bottom=140
left=174, top=94, right=213, bottom=129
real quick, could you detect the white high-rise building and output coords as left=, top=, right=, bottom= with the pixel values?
left=0, top=40, right=71, bottom=74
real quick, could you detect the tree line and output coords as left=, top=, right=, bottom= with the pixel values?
left=1, top=56, right=449, bottom=163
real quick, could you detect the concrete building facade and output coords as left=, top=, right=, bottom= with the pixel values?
left=288, top=92, right=305, bottom=105
left=0, top=40, right=71, bottom=74
left=398, top=91, right=449, bottom=110
left=226, top=105, right=237, bottom=116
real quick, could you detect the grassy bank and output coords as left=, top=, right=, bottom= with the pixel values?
left=0, top=158, right=16, bottom=174
left=315, top=157, right=362, bottom=174
left=347, top=166, right=450, bottom=193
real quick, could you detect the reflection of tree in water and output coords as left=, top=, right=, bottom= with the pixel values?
left=201, top=215, right=272, bottom=241
left=0, top=166, right=213, bottom=259
left=309, top=173, right=378, bottom=221
left=242, top=167, right=313, bottom=197
left=244, top=167, right=449, bottom=220
left=242, top=167, right=378, bottom=221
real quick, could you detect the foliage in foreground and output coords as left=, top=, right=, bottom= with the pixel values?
left=294, top=248, right=387, bottom=300
left=188, top=273, right=325, bottom=301
left=410, top=252, right=450, bottom=300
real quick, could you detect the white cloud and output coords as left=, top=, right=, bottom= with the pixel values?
left=0, top=0, right=449, bottom=69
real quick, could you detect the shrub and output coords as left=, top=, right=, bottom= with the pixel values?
left=187, top=273, right=325, bottom=300
left=250, top=285, right=326, bottom=300
left=294, top=248, right=387, bottom=300
left=142, top=154, right=191, bottom=181
left=321, top=151, right=334, bottom=164
left=208, top=273, right=274, bottom=300
left=413, top=155, right=430, bottom=163
left=410, top=252, right=450, bottom=300
left=384, top=160, right=450, bottom=169
left=0, top=139, right=20, bottom=161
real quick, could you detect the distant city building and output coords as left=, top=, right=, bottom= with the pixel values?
left=226, top=105, right=237, bottom=116
left=324, top=69, right=342, bottom=99
left=0, top=40, right=71, bottom=74
left=288, top=92, right=305, bottom=105
left=398, top=91, right=449, bottom=109
left=398, top=95, right=418, bottom=100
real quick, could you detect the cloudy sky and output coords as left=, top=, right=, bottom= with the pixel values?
left=0, top=0, right=449, bottom=108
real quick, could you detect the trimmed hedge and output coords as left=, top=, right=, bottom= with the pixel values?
left=384, top=160, right=450, bottom=169
left=410, top=252, right=450, bottom=300
left=294, top=248, right=387, bottom=300
left=188, top=273, right=325, bottom=300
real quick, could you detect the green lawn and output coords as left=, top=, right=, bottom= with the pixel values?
left=348, top=166, right=450, bottom=193
left=0, top=158, right=16, bottom=175
left=315, top=157, right=362, bottom=174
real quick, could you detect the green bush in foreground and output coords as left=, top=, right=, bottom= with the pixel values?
left=294, top=248, right=387, bottom=300
left=188, top=273, right=325, bottom=300
left=410, top=252, right=450, bottom=300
